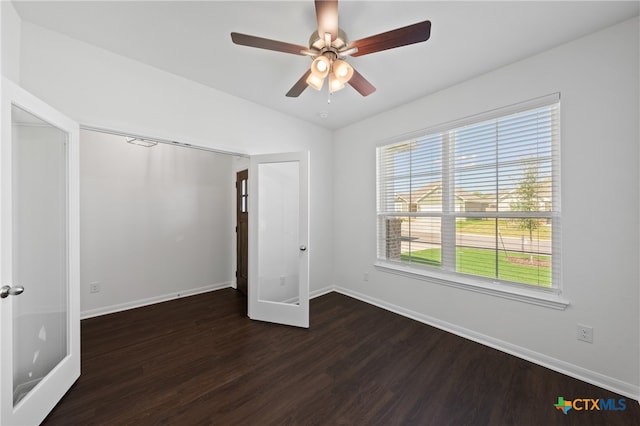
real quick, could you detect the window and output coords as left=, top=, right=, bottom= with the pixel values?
left=377, top=94, right=560, bottom=294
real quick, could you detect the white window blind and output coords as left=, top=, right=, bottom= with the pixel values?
left=377, top=94, right=560, bottom=290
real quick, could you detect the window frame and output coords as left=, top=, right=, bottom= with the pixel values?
left=375, top=93, right=569, bottom=310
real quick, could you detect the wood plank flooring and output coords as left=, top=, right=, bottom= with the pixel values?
left=43, top=289, right=639, bottom=425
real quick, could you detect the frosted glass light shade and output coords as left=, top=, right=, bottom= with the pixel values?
left=329, top=74, right=345, bottom=93
left=306, top=73, right=325, bottom=91
left=332, top=60, right=354, bottom=83
left=310, top=56, right=330, bottom=79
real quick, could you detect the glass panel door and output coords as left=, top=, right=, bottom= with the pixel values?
left=11, top=105, right=69, bottom=406
left=1, top=78, right=80, bottom=426
left=248, top=152, right=309, bottom=328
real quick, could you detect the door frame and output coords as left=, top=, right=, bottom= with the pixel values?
left=0, top=77, right=81, bottom=425
left=235, top=169, right=248, bottom=296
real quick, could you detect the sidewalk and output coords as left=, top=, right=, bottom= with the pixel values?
left=401, top=232, right=552, bottom=255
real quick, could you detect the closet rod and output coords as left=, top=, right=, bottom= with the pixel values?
left=80, top=125, right=250, bottom=158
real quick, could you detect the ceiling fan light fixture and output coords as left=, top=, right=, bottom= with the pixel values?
left=329, top=73, right=345, bottom=93
left=306, top=72, right=325, bottom=91
left=310, top=55, right=330, bottom=78
left=332, top=59, right=354, bottom=83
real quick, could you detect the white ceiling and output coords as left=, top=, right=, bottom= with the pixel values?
left=12, top=1, right=640, bottom=130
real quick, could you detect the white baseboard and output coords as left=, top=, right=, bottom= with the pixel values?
left=81, top=282, right=233, bottom=319
left=83, top=283, right=331, bottom=320
left=333, top=285, right=640, bottom=402
left=310, top=285, right=335, bottom=299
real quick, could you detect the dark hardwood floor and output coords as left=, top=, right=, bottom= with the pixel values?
left=43, top=289, right=638, bottom=425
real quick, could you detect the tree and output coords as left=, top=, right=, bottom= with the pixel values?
left=511, top=163, right=541, bottom=260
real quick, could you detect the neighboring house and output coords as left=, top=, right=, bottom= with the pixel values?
left=394, top=181, right=492, bottom=214
left=395, top=178, right=552, bottom=214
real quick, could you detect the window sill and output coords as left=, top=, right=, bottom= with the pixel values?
left=374, top=261, right=570, bottom=310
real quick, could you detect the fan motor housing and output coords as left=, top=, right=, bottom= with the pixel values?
left=309, top=28, right=348, bottom=51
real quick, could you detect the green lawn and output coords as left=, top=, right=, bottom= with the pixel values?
left=401, top=247, right=552, bottom=287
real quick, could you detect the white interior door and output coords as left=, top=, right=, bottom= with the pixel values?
left=248, top=152, right=309, bottom=328
left=0, top=78, right=80, bottom=425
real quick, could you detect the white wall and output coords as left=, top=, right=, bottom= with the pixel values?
left=1, top=0, right=21, bottom=83
left=18, top=22, right=335, bottom=301
left=80, top=130, right=235, bottom=317
left=333, top=17, right=639, bottom=398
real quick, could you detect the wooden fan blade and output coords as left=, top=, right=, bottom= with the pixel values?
left=231, top=32, right=307, bottom=55
left=315, top=0, right=339, bottom=41
left=286, top=69, right=312, bottom=97
left=350, top=20, right=431, bottom=57
left=348, top=68, right=376, bottom=97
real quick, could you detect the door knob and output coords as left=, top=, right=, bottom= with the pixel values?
left=0, top=285, right=24, bottom=299
left=299, top=245, right=307, bottom=251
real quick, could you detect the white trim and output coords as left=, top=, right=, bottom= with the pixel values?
left=310, top=285, right=334, bottom=299
left=333, top=286, right=639, bottom=401
left=81, top=282, right=331, bottom=321
left=379, top=211, right=556, bottom=219
left=375, top=261, right=569, bottom=310
left=80, top=282, right=232, bottom=319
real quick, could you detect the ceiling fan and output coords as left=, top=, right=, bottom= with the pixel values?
left=230, top=0, right=431, bottom=98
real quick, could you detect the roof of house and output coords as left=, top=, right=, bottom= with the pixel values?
left=395, top=177, right=553, bottom=205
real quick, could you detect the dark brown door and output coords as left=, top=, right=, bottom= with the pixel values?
left=236, top=169, right=248, bottom=295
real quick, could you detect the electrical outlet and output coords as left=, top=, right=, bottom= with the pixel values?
left=576, top=324, right=593, bottom=343
left=89, top=282, right=101, bottom=294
